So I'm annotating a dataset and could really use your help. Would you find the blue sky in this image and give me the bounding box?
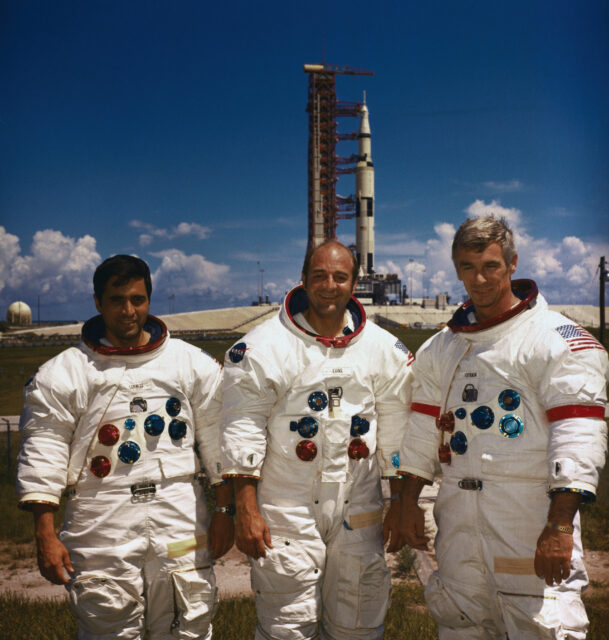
[1,1,608,320]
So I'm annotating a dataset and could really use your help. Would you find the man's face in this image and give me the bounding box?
[94,277,150,348]
[455,242,517,321]
[303,244,357,322]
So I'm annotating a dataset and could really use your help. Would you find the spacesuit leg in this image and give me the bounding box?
[320,518,390,639]
[62,491,147,640]
[250,532,326,640]
[496,587,588,640]
[145,479,216,640]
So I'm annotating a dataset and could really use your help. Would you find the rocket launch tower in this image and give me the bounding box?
[304,63,403,304]
[304,63,373,253]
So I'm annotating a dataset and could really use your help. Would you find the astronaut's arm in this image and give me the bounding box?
[208,481,235,559]
[232,477,272,559]
[32,504,73,585]
[382,477,407,552]
[17,369,80,507]
[534,491,581,586]
[541,341,608,500]
[187,348,225,486]
[397,333,447,483]
[220,345,280,478]
[395,473,430,551]
[374,338,414,477]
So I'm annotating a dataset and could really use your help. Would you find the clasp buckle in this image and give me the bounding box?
[130,482,156,497]
[458,478,482,491]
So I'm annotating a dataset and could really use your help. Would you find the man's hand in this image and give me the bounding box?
[233,477,272,559]
[395,475,429,551]
[399,500,429,551]
[534,491,581,586]
[33,505,73,585]
[383,499,407,552]
[534,525,573,586]
[235,505,272,559]
[209,513,235,559]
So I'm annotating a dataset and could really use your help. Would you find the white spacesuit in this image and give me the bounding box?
[399,280,608,639]
[17,315,224,640]
[221,286,412,640]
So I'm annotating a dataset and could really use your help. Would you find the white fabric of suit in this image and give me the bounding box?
[221,286,413,640]
[399,281,608,640]
[17,315,223,640]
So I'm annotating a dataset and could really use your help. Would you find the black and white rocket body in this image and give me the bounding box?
[355,102,375,275]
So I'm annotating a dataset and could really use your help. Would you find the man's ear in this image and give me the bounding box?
[351,278,358,294]
[94,294,102,314]
[301,272,306,286]
[508,253,518,275]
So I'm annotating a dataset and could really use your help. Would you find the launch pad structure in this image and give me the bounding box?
[304,62,403,304]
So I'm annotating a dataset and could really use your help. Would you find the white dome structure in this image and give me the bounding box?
[6,301,32,325]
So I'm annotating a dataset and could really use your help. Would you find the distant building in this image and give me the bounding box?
[6,301,32,325]
[355,273,403,305]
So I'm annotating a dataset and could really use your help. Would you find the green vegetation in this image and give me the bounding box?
[2,583,608,640]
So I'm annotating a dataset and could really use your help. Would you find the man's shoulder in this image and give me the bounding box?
[363,319,403,346]
[25,344,92,393]
[43,344,91,370]
[240,312,288,345]
[166,337,221,366]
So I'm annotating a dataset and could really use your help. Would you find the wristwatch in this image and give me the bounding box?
[215,504,236,516]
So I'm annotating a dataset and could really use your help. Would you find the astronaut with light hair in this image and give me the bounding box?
[398,216,608,638]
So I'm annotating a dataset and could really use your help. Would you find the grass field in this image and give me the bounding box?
[1,327,608,638]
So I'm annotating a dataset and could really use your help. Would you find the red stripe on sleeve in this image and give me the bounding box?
[546,405,605,422]
[411,402,441,418]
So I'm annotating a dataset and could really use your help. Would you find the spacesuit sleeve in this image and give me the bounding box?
[374,336,414,477]
[190,347,224,486]
[16,351,86,508]
[537,334,608,500]
[220,340,283,479]
[398,334,444,483]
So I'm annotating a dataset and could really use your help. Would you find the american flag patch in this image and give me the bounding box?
[395,340,415,364]
[555,325,605,353]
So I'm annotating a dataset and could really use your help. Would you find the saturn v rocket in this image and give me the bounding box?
[355,100,375,275]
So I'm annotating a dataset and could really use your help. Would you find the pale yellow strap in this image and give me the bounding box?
[167,534,208,558]
[494,557,535,575]
[348,508,383,530]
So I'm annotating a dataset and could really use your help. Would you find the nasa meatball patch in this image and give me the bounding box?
[228,342,248,364]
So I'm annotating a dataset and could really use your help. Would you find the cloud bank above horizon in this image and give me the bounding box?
[1,200,606,320]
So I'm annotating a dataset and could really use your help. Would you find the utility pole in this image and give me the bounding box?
[600,256,607,344]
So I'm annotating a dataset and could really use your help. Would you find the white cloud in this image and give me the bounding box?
[529,249,563,278]
[562,236,587,257]
[566,264,589,286]
[130,219,211,246]
[174,222,211,239]
[0,229,101,312]
[482,180,523,193]
[150,249,229,298]
[0,227,21,292]
[465,199,523,230]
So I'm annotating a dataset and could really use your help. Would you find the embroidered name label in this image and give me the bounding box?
[321,366,353,377]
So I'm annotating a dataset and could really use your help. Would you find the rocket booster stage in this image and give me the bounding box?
[355,101,374,275]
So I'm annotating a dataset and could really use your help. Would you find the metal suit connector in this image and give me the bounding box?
[458,478,482,491]
[131,482,156,497]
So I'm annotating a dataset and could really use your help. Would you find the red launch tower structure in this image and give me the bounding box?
[304,63,373,249]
